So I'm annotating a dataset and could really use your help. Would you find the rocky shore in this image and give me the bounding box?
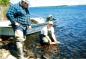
[0,32,60,59]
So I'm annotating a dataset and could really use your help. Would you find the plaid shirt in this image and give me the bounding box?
[6,3,31,27]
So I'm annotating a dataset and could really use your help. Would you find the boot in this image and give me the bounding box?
[16,42,25,59]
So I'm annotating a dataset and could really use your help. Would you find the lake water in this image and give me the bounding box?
[30,5,86,59]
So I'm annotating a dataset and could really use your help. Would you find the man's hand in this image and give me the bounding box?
[28,26,32,30]
[15,22,20,26]
[50,41,60,44]
[50,42,56,44]
[0,38,2,41]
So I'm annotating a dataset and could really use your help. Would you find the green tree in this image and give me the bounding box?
[0,0,10,6]
[0,0,10,20]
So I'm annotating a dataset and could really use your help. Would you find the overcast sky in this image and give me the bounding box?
[10,0,86,7]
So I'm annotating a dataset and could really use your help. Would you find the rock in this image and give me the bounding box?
[0,49,12,59]
[6,55,17,59]
[0,32,60,59]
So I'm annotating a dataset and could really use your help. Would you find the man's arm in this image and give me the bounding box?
[27,10,31,26]
[27,15,32,29]
[6,6,16,25]
[51,27,60,44]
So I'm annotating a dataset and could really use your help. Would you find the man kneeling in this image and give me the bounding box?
[40,21,60,59]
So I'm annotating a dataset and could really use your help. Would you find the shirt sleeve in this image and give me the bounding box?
[51,27,54,34]
[6,6,16,24]
[26,14,31,26]
[51,27,57,41]
[26,8,31,26]
[41,26,47,36]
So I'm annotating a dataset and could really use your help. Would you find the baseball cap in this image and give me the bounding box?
[21,0,29,4]
[48,21,53,25]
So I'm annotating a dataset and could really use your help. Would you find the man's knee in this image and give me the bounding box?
[15,30,25,42]
[15,30,23,37]
[17,37,25,42]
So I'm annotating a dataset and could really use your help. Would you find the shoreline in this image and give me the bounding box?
[29,5,86,8]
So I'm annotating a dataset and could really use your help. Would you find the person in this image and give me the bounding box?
[6,0,31,59]
[40,21,60,59]
[40,21,60,45]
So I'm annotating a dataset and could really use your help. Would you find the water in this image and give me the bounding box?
[30,5,86,59]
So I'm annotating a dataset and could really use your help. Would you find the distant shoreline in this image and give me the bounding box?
[30,5,86,8]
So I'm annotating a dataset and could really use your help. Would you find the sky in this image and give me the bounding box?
[10,0,86,7]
